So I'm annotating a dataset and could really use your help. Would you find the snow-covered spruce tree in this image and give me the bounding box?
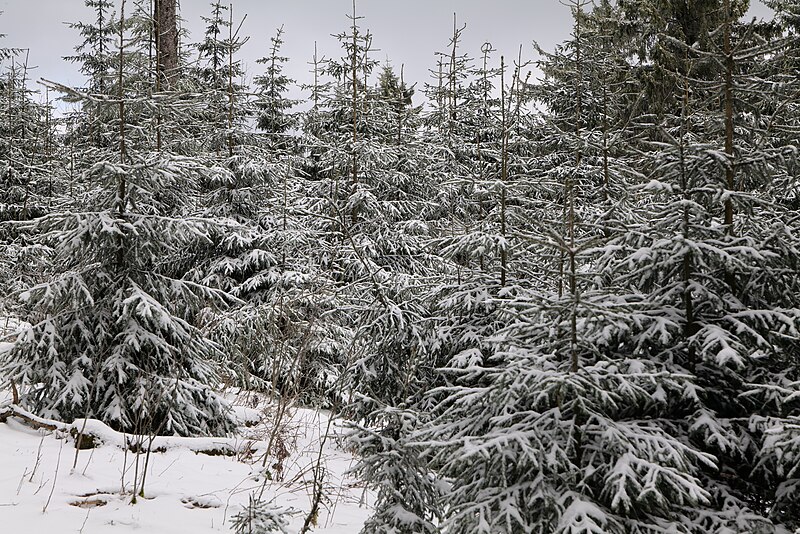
[322,9,442,414]
[187,3,267,228]
[347,20,556,534]
[231,494,295,534]
[416,24,547,390]
[65,0,115,92]
[759,0,800,216]
[348,406,443,534]
[293,0,435,412]
[591,1,800,530]
[417,41,541,412]
[190,168,354,408]
[430,39,508,286]
[131,0,281,401]
[0,53,60,298]
[63,0,119,152]
[191,0,249,159]
[420,19,490,286]
[614,0,740,117]
[529,0,644,299]
[185,2,271,223]
[192,19,296,226]
[284,6,446,532]
[387,3,751,533]
[296,41,335,184]
[413,26,516,385]
[190,168,354,407]
[0,0,237,436]
[0,54,56,221]
[253,25,299,148]
[187,16,363,410]
[185,18,346,406]
[538,0,642,239]
[708,1,800,529]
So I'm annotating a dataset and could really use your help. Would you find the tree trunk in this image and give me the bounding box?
[155,0,178,88]
[723,0,737,292]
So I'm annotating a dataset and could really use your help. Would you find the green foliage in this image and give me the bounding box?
[231,494,294,534]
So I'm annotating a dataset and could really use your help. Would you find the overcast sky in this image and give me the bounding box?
[0,0,775,108]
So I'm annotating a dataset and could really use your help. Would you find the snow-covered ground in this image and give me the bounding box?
[0,388,372,533]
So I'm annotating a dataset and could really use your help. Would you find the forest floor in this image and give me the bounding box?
[0,345,371,533]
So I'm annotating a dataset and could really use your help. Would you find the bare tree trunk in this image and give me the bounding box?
[499,56,508,288]
[568,1,584,374]
[680,48,697,369]
[117,0,128,271]
[155,0,178,89]
[350,0,359,186]
[227,3,235,158]
[723,0,737,292]
[723,0,735,232]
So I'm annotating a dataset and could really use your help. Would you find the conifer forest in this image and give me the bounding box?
[1,0,800,533]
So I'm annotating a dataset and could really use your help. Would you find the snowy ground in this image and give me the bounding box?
[0,380,372,533]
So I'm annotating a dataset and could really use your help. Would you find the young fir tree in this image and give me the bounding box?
[322,7,441,414]
[65,0,116,93]
[253,25,299,145]
[186,16,346,406]
[297,0,421,409]
[421,18,484,283]
[593,0,800,530]
[63,0,118,151]
[0,0,237,437]
[0,39,58,302]
[417,24,544,400]
[430,39,507,285]
[345,19,540,534]
[192,1,249,158]
[415,23,513,381]
[270,5,444,532]
[231,494,295,534]
[343,63,444,534]
[0,54,57,225]
[375,3,764,533]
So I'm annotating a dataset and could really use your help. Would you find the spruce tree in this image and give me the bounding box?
[253,25,299,145]
[1,0,237,436]
[594,1,800,530]
[192,1,249,158]
[0,41,57,302]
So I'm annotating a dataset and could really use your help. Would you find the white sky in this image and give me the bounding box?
[0,0,775,109]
